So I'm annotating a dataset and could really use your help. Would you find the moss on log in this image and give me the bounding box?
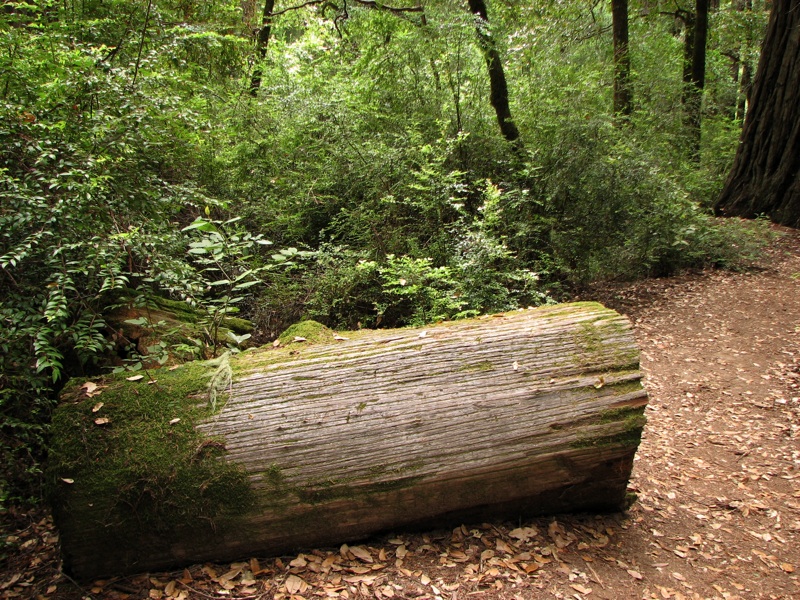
[48,302,648,580]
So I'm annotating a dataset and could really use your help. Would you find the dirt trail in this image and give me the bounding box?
[2,230,800,600]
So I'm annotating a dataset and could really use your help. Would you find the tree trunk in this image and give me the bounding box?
[715,0,800,227]
[466,0,521,145]
[49,302,647,580]
[679,10,695,106]
[612,0,632,120]
[685,0,708,159]
[249,0,276,95]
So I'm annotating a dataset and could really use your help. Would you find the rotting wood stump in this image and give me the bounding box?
[48,302,648,580]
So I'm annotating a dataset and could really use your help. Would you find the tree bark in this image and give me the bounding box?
[466,0,521,145]
[50,302,647,580]
[612,0,632,120]
[249,0,276,95]
[715,0,800,227]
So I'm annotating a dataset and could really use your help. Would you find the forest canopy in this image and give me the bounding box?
[0,0,777,502]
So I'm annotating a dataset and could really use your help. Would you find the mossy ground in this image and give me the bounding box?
[277,320,336,345]
[47,361,254,554]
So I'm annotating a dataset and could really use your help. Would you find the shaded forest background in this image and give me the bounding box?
[0,0,779,507]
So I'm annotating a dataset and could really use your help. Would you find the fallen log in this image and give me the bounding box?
[48,302,648,580]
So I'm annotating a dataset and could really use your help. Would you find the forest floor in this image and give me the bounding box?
[2,228,800,600]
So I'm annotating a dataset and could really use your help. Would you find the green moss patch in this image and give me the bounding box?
[278,320,335,345]
[571,405,647,449]
[47,362,254,554]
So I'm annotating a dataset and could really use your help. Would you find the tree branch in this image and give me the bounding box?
[271,0,422,16]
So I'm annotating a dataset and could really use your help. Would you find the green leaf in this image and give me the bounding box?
[182,218,218,233]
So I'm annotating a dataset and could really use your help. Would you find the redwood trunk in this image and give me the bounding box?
[50,303,647,580]
[612,0,632,119]
[715,0,800,227]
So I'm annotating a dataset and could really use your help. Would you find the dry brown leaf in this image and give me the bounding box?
[94,417,110,425]
[395,545,407,559]
[218,567,241,583]
[420,574,431,586]
[285,574,307,594]
[449,550,469,562]
[272,339,281,347]
[91,401,104,412]
[571,583,592,595]
[290,554,308,568]
[249,558,263,576]
[126,374,145,381]
[343,574,377,586]
[627,569,643,580]
[350,546,373,563]
[781,563,795,573]
[509,526,538,542]
[347,566,371,575]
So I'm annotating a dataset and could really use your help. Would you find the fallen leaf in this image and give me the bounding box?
[126,374,144,381]
[94,417,110,425]
[781,563,795,573]
[92,402,104,413]
[290,554,308,568]
[512,360,519,371]
[293,336,307,342]
[61,478,74,484]
[350,546,373,563]
[571,583,592,594]
[169,418,181,425]
[627,569,643,580]
[272,339,281,347]
[285,574,307,594]
[334,334,349,341]
[395,545,407,559]
[509,526,538,542]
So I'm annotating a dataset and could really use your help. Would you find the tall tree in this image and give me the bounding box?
[612,0,632,119]
[466,0,520,145]
[249,0,276,95]
[685,0,708,159]
[715,0,800,227]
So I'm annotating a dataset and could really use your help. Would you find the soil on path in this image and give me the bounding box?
[3,229,800,600]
